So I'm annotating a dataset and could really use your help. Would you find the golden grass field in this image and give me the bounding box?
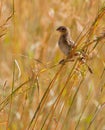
[0,0,105,130]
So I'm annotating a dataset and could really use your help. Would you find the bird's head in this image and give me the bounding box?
[56,26,69,35]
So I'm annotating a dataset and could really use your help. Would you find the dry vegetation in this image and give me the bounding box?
[0,0,105,130]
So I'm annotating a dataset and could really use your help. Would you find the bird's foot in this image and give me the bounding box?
[59,59,66,65]
[59,58,74,65]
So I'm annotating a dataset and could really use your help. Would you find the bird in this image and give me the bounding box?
[56,26,75,56]
[56,26,93,73]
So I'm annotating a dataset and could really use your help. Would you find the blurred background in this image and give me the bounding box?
[0,0,105,130]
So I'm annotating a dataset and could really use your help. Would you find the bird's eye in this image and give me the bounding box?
[62,28,65,31]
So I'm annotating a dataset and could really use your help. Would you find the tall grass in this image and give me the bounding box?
[0,0,105,130]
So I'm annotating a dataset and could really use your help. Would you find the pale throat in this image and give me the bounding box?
[60,31,70,40]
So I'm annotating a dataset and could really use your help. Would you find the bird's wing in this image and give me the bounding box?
[66,39,75,47]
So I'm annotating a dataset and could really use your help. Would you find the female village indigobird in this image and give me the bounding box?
[56,26,75,56]
[56,26,93,73]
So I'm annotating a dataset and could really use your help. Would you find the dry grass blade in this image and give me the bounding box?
[15,59,21,79]
[86,103,105,130]
[62,79,84,130]
[0,0,14,27]
[0,78,33,111]
[75,7,105,52]
[0,33,7,38]
[36,74,40,96]
[13,54,47,68]
[83,31,105,50]
[0,13,13,28]
[40,60,78,130]
[6,61,15,129]
[100,68,105,79]
[75,87,92,130]
[27,65,64,129]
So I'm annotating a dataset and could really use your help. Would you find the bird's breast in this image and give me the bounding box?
[58,38,71,56]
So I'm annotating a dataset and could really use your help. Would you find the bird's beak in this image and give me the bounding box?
[56,27,60,31]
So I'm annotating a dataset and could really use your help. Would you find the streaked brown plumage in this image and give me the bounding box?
[56,26,75,56]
